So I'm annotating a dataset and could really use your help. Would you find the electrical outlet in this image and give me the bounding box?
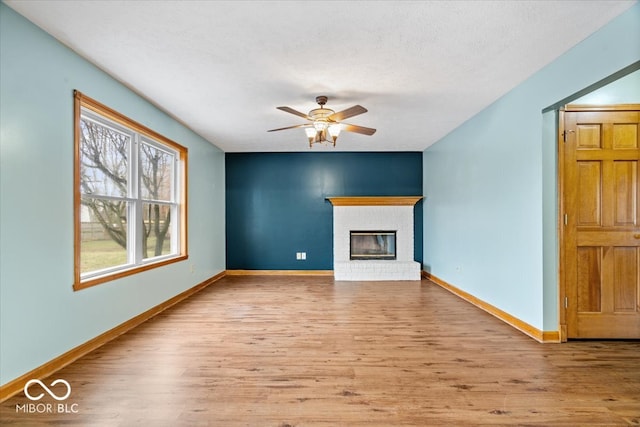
[296,252,301,260]
[301,252,306,260]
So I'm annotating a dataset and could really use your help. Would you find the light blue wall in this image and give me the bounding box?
[0,4,225,386]
[541,109,559,331]
[423,4,640,331]
[572,69,640,104]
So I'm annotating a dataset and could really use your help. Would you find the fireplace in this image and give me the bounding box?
[327,196,422,281]
[350,231,396,260]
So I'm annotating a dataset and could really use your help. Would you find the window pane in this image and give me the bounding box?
[80,116,129,197]
[142,203,173,259]
[140,142,174,201]
[80,197,129,274]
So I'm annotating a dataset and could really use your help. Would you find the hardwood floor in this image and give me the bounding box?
[1,275,639,426]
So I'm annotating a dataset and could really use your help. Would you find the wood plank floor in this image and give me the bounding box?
[1,275,639,426]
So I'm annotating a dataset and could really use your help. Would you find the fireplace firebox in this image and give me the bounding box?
[350,231,396,260]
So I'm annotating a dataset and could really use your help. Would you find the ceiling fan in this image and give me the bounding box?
[268,96,376,147]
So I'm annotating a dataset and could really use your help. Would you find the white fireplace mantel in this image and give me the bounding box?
[327,196,423,281]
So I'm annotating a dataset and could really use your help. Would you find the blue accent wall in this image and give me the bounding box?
[226,152,423,270]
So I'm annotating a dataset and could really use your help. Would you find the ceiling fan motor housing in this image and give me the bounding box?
[309,108,334,120]
[315,95,328,106]
[310,96,334,120]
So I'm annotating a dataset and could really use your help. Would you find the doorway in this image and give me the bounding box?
[559,105,640,339]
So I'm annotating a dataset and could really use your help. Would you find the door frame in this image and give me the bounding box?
[558,107,567,342]
[557,104,640,342]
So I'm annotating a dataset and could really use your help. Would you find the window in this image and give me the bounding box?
[74,91,187,290]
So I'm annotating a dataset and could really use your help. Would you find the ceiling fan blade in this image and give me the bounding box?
[267,124,309,132]
[328,105,367,122]
[341,123,377,136]
[277,106,311,120]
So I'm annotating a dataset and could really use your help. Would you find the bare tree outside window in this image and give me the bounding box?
[80,119,177,270]
[80,119,129,251]
[140,143,173,259]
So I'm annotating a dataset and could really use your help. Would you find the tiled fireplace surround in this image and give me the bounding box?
[327,197,422,281]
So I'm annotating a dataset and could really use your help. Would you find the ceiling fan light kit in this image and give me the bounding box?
[268,96,376,148]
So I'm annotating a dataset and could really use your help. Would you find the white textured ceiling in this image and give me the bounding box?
[5,0,636,152]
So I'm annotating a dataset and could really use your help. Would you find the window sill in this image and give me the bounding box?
[73,255,188,291]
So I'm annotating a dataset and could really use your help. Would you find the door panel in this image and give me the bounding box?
[577,123,602,148]
[613,124,637,149]
[576,247,601,312]
[612,247,637,312]
[577,161,601,225]
[614,161,636,225]
[562,106,640,339]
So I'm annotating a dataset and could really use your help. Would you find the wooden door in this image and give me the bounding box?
[561,105,640,339]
